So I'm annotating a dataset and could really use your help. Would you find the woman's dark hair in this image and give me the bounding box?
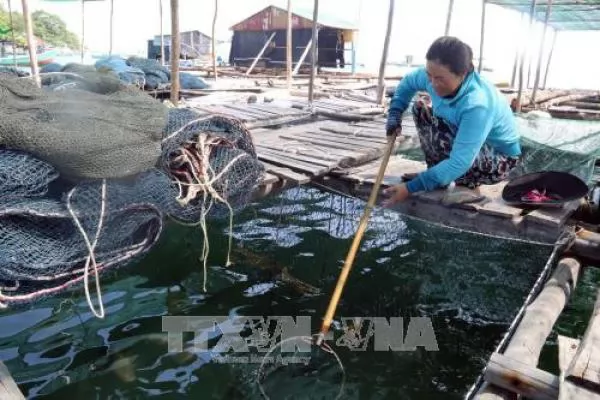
[426,36,474,76]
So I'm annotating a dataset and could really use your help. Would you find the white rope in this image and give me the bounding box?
[66,179,107,319]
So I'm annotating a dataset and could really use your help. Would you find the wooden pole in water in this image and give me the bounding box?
[80,0,85,63]
[7,0,17,68]
[21,0,40,87]
[542,29,556,89]
[307,0,319,107]
[315,131,398,347]
[109,0,114,56]
[286,0,293,91]
[376,0,394,106]
[170,0,180,105]
[531,0,553,105]
[477,0,487,73]
[516,0,537,113]
[211,0,218,80]
[444,0,454,35]
[159,0,165,65]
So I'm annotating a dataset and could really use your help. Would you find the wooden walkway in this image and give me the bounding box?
[0,361,24,399]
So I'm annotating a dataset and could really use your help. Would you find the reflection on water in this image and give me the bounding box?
[0,186,588,399]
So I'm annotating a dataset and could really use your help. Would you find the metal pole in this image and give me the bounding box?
[542,29,557,89]
[531,0,553,105]
[477,0,486,73]
[445,0,454,36]
[21,0,39,86]
[376,0,394,105]
[170,0,180,105]
[307,0,319,107]
[286,0,292,91]
[516,0,537,113]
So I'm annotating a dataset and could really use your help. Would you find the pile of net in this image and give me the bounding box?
[0,72,263,313]
[40,56,209,90]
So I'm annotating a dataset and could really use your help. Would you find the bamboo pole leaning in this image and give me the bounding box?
[376,0,394,106]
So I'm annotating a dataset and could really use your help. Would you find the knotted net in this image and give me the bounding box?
[0,73,264,314]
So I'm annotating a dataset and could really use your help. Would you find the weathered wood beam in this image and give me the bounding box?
[307,0,319,106]
[475,257,582,399]
[516,0,537,112]
[531,0,553,104]
[286,0,292,91]
[445,0,455,35]
[170,0,180,105]
[478,0,487,73]
[212,0,218,80]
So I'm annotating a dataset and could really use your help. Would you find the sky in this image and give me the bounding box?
[7,0,600,90]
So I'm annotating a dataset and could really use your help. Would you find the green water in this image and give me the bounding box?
[0,186,598,399]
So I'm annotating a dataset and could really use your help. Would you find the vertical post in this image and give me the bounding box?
[211,0,218,80]
[477,0,486,73]
[170,0,180,105]
[21,0,39,87]
[531,0,552,105]
[542,29,556,89]
[445,0,454,36]
[80,0,85,63]
[7,0,17,68]
[286,0,292,91]
[351,41,356,75]
[516,0,537,113]
[109,0,114,56]
[510,13,525,88]
[307,0,319,107]
[159,0,165,65]
[376,0,394,106]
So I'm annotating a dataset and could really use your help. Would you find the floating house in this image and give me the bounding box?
[228,4,358,70]
[148,30,212,62]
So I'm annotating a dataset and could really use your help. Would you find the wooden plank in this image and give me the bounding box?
[255,143,352,163]
[277,133,384,154]
[564,289,600,393]
[525,200,581,228]
[260,161,311,184]
[318,127,389,144]
[0,361,25,400]
[257,152,327,176]
[484,353,559,400]
[256,147,335,167]
[292,131,384,150]
[478,258,583,400]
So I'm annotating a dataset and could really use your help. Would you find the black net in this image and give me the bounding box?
[0,74,263,311]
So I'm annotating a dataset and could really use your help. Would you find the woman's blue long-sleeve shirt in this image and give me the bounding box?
[387,67,521,193]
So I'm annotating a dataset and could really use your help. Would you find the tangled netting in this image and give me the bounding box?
[0,73,263,315]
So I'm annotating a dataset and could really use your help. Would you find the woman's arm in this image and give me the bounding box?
[405,104,494,192]
[386,68,429,135]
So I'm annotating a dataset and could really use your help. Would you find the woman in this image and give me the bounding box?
[382,36,521,206]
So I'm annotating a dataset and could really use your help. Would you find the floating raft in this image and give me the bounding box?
[318,154,581,244]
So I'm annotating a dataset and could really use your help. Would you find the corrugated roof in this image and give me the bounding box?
[229,4,359,31]
[487,0,600,31]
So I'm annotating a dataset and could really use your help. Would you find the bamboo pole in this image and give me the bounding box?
[21,0,39,87]
[170,0,180,105]
[477,0,487,73]
[444,0,454,36]
[286,0,292,91]
[7,0,17,68]
[531,0,553,105]
[516,0,537,112]
[376,0,394,105]
[211,0,218,80]
[109,0,114,56]
[542,29,556,89]
[80,0,85,63]
[159,0,165,65]
[307,0,319,106]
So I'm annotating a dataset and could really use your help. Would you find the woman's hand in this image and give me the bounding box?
[381,183,410,207]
